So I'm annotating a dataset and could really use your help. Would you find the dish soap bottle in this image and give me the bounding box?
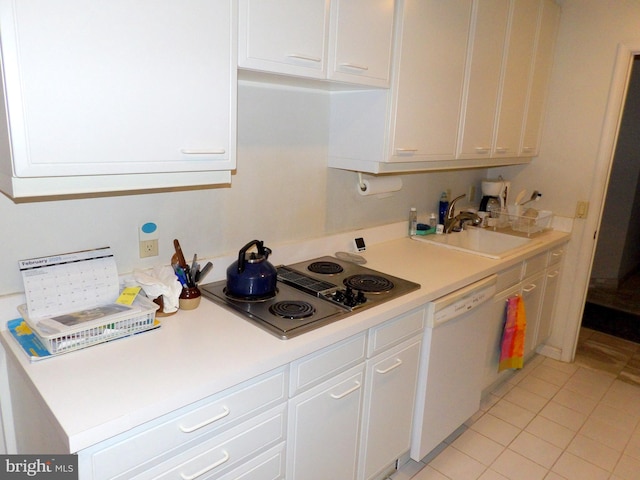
[438,192,449,225]
[409,207,417,236]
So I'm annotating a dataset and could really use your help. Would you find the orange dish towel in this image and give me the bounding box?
[499,295,527,372]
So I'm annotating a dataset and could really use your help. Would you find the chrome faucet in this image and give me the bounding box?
[444,194,466,233]
[444,194,482,233]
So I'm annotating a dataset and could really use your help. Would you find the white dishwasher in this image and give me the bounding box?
[411,274,497,461]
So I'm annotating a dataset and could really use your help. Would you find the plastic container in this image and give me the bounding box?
[18,296,159,355]
[409,207,418,236]
[429,213,437,229]
[438,192,449,225]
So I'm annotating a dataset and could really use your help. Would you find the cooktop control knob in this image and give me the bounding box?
[356,291,367,305]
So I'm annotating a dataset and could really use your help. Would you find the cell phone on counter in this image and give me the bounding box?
[354,237,366,252]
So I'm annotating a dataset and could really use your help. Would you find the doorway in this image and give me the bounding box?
[581,55,640,343]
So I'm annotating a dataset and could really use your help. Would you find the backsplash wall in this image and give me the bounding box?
[0,82,487,295]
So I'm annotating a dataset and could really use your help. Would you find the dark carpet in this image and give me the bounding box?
[582,301,640,344]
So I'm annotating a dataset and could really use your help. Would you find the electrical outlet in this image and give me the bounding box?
[139,222,159,258]
[575,201,589,219]
[140,239,159,258]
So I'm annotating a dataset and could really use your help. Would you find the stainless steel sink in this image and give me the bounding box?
[412,227,539,259]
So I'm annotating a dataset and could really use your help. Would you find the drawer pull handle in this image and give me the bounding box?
[180,450,230,480]
[547,270,560,278]
[180,149,226,155]
[495,147,508,154]
[551,250,564,257]
[287,53,322,63]
[179,406,230,433]
[330,381,361,400]
[376,359,403,374]
[395,148,418,154]
[339,62,369,71]
[475,147,490,154]
[522,284,537,293]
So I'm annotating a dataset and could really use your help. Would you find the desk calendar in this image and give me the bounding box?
[19,247,119,320]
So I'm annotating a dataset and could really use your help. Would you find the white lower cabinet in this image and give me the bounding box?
[482,244,567,391]
[521,269,546,357]
[77,367,288,480]
[287,364,365,480]
[131,406,286,480]
[286,309,424,480]
[217,443,286,480]
[73,310,424,480]
[358,337,421,480]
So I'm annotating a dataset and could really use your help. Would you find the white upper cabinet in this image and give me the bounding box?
[328,0,395,87]
[0,0,237,198]
[390,0,472,161]
[238,0,395,88]
[457,0,510,159]
[239,0,329,79]
[520,0,561,156]
[493,0,540,157]
[329,0,560,174]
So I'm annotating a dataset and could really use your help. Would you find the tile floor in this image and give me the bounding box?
[393,328,640,480]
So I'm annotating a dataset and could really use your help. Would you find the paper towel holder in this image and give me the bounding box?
[356,172,403,196]
[358,172,367,192]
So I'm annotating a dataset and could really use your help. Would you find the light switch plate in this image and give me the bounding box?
[575,201,589,219]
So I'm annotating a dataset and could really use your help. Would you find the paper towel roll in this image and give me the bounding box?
[357,176,403,196]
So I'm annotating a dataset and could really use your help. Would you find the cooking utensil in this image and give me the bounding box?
[173,239,188,267]
[514,190,526,205]
[226,240,277,298]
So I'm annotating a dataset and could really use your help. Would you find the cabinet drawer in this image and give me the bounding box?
[290,332,366,396]
[523,252,547,277]
[132,405,286,480]
[495,262,523,293]
[86,367,287,480]
[547,246,565,267]
[217,442,285,480]
[367,307,425,357]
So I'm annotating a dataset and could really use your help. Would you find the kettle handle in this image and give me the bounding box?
[236,239,264,274]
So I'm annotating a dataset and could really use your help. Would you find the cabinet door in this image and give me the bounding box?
[521,270,545,356]
[493,0,539,157]
[520,0,560,156]
[0,0,235,178]
[483,284,520,390]
[358,338,421,480]
[390,0,472,161]
[536,267,561,346]
[287,364,364,480]
[238,0,329,78]
[328,0,395,87]
[457,0,510,159]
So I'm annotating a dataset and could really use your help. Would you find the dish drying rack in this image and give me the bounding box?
[490,208,553,236]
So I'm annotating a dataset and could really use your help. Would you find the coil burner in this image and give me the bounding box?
[269,301,316,320]
[344,274,394,294]
[307,261,344,275]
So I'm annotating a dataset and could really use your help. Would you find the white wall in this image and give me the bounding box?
[0,81,486,296]
[492,0,640,360]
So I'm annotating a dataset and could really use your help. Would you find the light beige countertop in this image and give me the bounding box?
[0,227,569,453]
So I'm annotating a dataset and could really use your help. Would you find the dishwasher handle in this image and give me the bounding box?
[428,275,497,327]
